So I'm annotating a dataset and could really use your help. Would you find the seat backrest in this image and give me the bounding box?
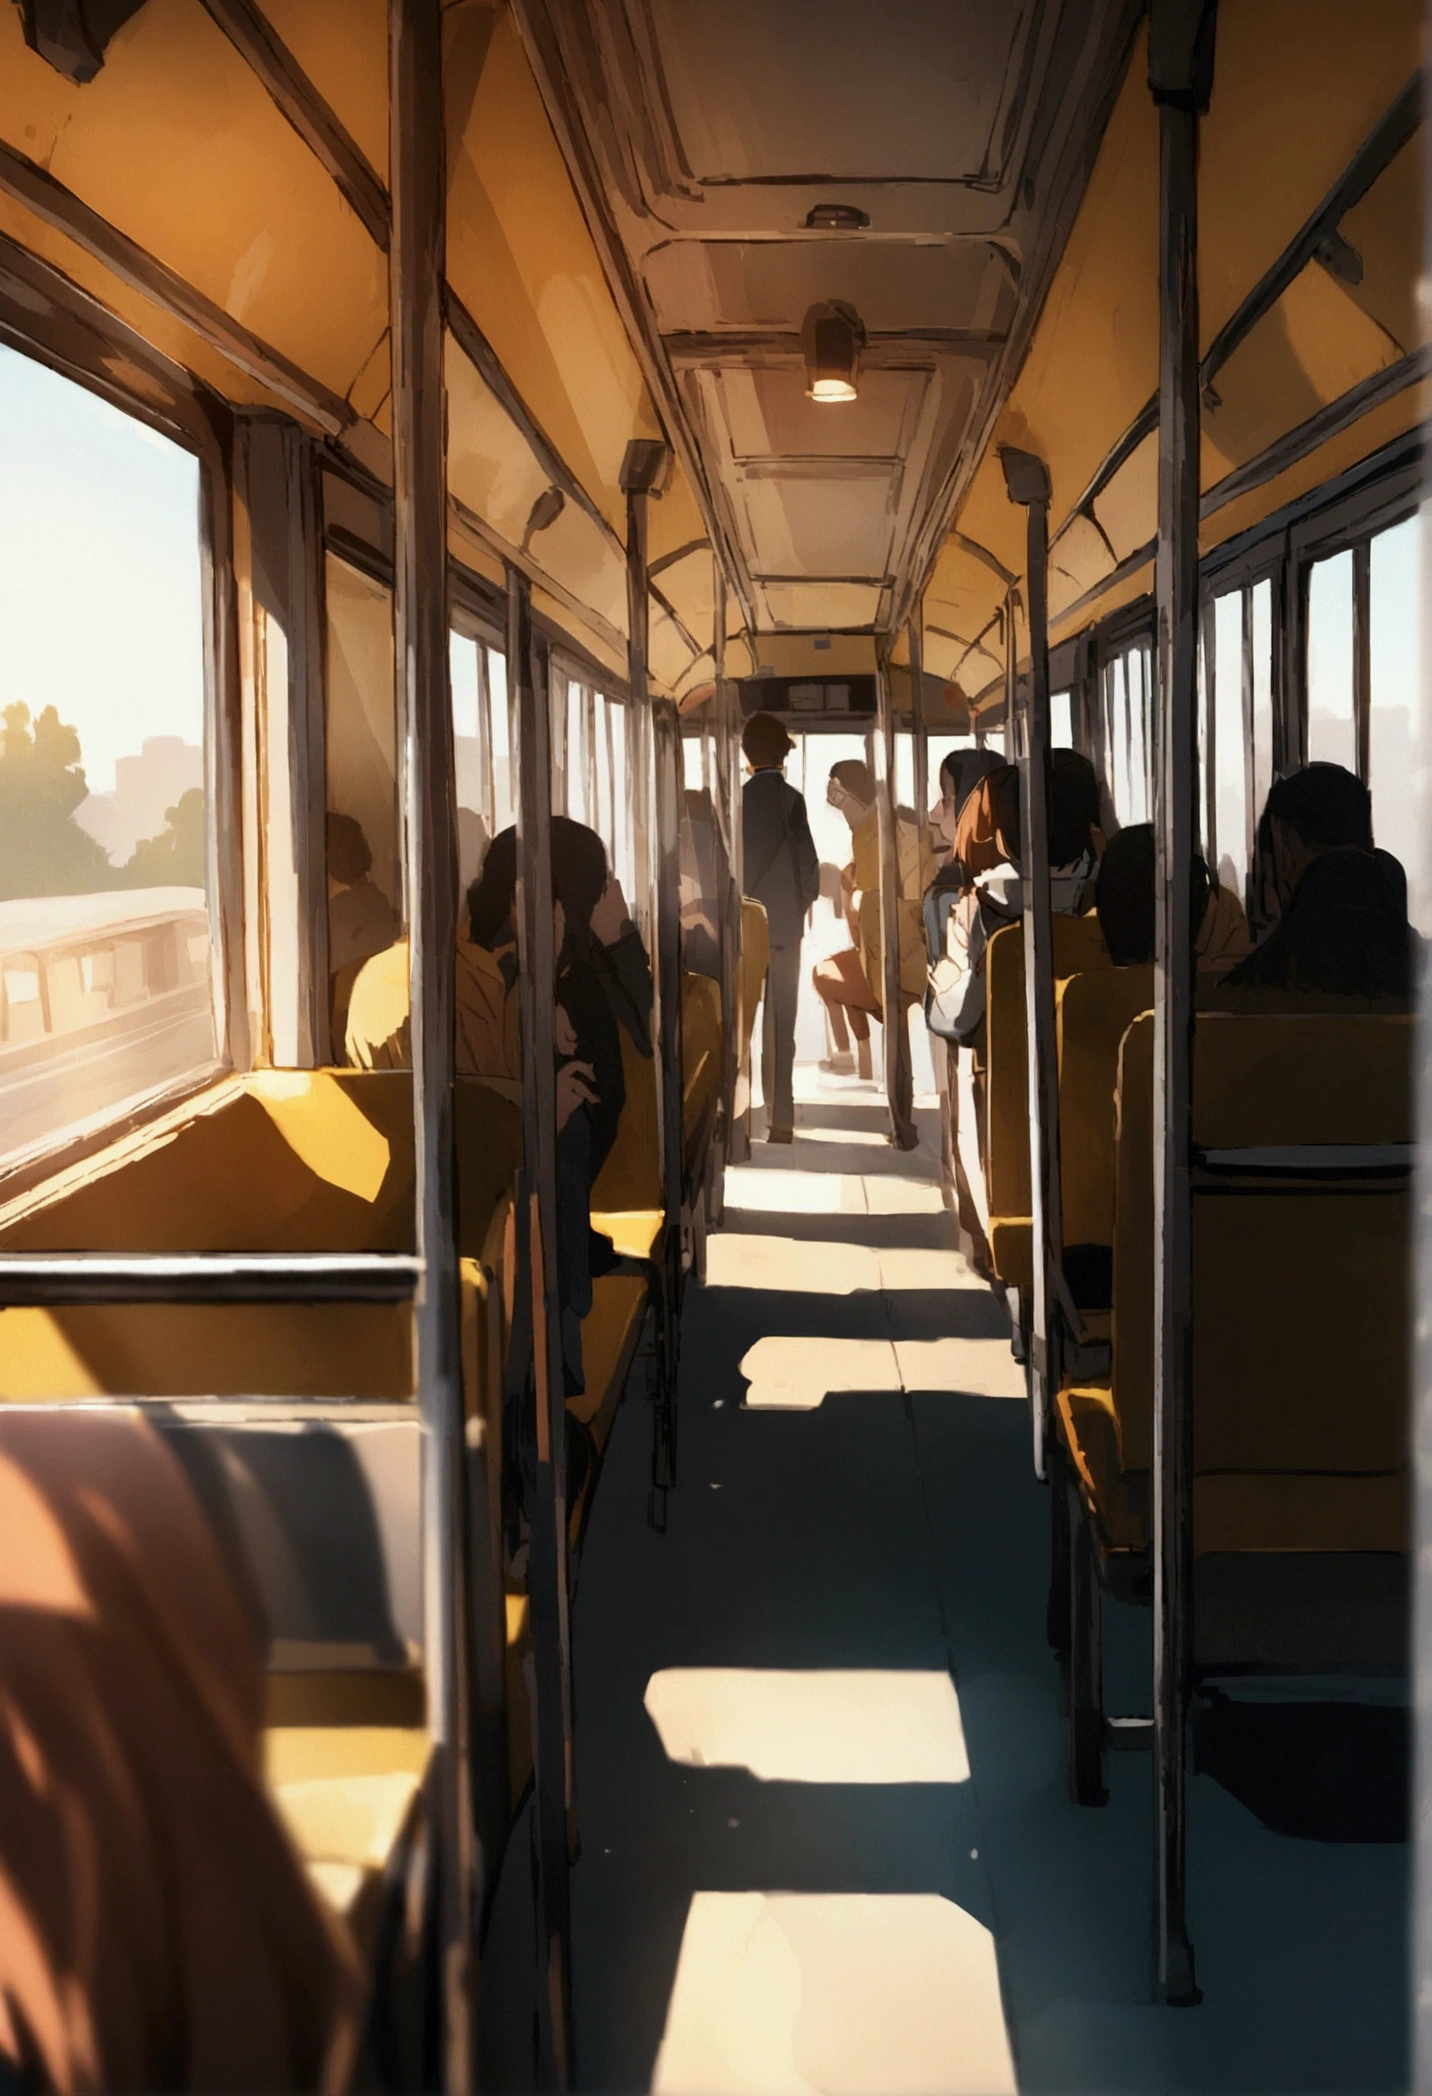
[738,898,769,1055]
[1112,1011,1412,1477]
[1058,964,1153,1251]
[986,914,1110,1226]
[590,1025,660,1211]
[681,970,725,1176]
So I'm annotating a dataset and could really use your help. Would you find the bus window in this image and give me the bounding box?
[1306,548,1356,771]
[594,691,615,856]
[1250,578,1274,833]
[1102,642,1151,827]
[1212,590,1249,899]
[488,648,515,836]
[0,342,219,1168]
[1051,689,1073,748]
[608,699,637,906]
[894,732,915,811]
[450,630,490,899]
[1369,514,1423,929]
[682,732,704,792]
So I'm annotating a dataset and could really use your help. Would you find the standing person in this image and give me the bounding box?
[741,712,819,1144]
[813,759,935,1111]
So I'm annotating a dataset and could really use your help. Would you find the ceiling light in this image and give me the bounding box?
[802,300,866,404]
[805,202,869,231]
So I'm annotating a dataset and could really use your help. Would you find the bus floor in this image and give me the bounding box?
[480,1068,1407,2094]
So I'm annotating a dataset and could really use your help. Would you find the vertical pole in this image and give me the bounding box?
[714,561,743,1195]
[624,450,682,1522]
[874,646,916,1148]
[1001,449,1061,1487]
[909,607,929,834]
[509,571,575,2086]
[1149,0,1212,2010]
[389,2,474,2086]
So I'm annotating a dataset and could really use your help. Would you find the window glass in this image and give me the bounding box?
[1051,689,1073,749]
[1212,590,1249,899]
[326,553,401,1043]
[1369,514,1424,929]
[487,649,514,835]
[565,679,589,824]
[0,343,218,1167]
[594,692,615,853]
[608,700,636,903]
[894,731,915,811]
[682,732,704,792]
[1196,622,1211,859]
[1306,549,1356,770]
[1104,647,1151,826]
[1250,578,1274,833]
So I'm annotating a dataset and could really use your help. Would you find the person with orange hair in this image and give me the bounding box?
[0,1409,361,2094]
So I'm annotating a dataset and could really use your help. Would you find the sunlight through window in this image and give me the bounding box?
[644,1669,969,1783]
[653,1891,1015,2095]
[704,1235,880,1294]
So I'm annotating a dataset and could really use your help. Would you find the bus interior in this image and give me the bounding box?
[0,0,1426,2089]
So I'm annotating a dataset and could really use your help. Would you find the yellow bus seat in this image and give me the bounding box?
[1056,963,1153,1310]
[264,1723,431,1959]
[984,914,1110,1292]
[1059,1009,1413,1663]
[681,969,725,1180]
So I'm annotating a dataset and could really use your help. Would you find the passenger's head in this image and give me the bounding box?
[826,757,876,831]
[1232,845,1411,999]
[742,711,793,771]
[1048,749,1101,868]
[550,816,609,957]
[1257,763,1373,923]
[953,764,1022,878]
[931,746,1004,849]
[1095,823,1211,966]
[326,812,372,887]
[467,826,518,946]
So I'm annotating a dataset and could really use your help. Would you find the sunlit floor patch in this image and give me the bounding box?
[894,1337,1027,1400]
[704,1235,880,1294]
[877,1247,983,1291]
[652,1892,1015,2095]
[861,1177,946,1216]
[644,1668,969,1783]
[723,1167,864,1215]
[793,1124,888,1149]
[738,1335,899,1410]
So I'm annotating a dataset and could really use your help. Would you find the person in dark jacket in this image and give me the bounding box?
[741,711,819,1143]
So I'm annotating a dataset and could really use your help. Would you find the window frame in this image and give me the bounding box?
[0,235,241,1196]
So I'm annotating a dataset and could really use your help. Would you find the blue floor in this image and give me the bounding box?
[489,1080,1408,2091]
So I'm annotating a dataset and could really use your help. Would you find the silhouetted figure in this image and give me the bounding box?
[741,713,819,1143]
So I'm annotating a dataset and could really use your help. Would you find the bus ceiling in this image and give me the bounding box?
[5,1,1424,714]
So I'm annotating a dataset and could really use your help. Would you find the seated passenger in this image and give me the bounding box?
[927,750,1101,1044]
[926,745,1005,885]
[1217,845,1415,1008]
[326,810,400,1047]
[1093,821,1249,974]
[0,1410,360,2094]
[1249,761,1373,936]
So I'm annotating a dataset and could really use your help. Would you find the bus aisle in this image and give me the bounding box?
[557,1069,1407,2095]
